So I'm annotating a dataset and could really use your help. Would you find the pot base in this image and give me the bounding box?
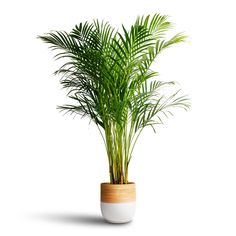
[101,202,136,223]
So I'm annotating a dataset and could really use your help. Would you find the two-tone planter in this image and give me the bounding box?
[100,183,136,223]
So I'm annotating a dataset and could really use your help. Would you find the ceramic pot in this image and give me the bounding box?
[100,182,136,223]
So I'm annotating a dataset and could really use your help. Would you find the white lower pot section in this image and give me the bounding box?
[101,201,136,223]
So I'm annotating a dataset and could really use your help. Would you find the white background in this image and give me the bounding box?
[0,0,235,235]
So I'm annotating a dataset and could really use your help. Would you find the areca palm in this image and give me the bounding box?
[39,14,190,184]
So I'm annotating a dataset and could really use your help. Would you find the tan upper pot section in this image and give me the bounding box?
[101,182,136,203]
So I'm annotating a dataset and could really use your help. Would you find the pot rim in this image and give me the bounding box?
[101,182,135,185]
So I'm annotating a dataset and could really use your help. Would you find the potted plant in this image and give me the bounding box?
[38,13,190,223]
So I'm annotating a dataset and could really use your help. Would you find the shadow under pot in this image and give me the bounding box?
[100,182,136,223]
